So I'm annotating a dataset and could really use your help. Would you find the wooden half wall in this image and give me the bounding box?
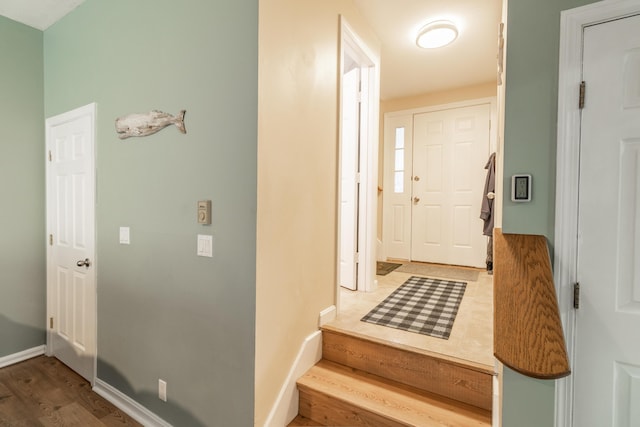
[493,229,571,379]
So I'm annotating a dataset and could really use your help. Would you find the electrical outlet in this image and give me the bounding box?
[158,379,167,402]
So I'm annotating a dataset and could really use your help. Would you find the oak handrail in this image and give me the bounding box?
[493,228,571,379]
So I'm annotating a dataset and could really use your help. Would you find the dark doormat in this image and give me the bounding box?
[361,276,466,339]
[376,261,402,276]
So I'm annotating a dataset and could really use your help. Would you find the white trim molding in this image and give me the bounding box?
[263,330,323,427]
[0,346,46,369]
[555,2,640,426]
[337,16,381,297]
[93,379,172,427]
[318,305,337,327]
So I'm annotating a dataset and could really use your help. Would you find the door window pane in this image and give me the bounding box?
[394,127,405,193]
[395,128,405,149]
[395,152,404,170]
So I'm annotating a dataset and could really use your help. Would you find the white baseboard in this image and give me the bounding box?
[93,379,172,427]
[318,305,336,327]
[0,345,46,368]
[264,330,323,427]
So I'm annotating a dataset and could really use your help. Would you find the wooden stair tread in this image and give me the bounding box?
[297,360,491,427]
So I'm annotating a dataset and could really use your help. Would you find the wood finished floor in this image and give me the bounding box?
[0,356,141,426]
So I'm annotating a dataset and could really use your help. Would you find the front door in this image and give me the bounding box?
[46,104,97,383]
[574,14,640,426]
[411,104,490,267]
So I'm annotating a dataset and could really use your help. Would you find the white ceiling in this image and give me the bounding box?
[0,0,84,31]
[0,0,502,100]
[354,0,503,100]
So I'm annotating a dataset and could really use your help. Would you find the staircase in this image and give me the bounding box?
[288,326,493,427]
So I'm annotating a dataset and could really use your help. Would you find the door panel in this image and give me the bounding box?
[412,115,446,263]
[339,67,360,290]
[574,14,640,427]
[47,104,96,383]
[411,105,489,267]
[618,139,640,312]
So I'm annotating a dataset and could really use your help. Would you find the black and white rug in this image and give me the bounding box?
[361,276,467,340]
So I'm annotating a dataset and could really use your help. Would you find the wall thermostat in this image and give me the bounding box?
[511,174,532,202]
[197,200,212,224]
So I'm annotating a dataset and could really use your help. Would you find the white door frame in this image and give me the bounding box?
[45,102,97,383]
[337,16,380,298]
[554,1,640,425]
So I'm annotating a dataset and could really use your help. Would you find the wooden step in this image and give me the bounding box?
[322,327,494,410]
[297,360,491,427]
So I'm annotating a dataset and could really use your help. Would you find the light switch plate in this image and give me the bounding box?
[197,234,213,257]
[119,227,130,244]
[197,200,212,225]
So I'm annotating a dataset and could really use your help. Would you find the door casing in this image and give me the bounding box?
[337,17,380,299]
[555,1,640,425]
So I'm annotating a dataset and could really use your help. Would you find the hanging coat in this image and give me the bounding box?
[480,152,496,236]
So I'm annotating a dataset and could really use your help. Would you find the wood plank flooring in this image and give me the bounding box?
[0,356,141,426]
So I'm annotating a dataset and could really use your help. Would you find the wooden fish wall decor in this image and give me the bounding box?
[115,110,186,139]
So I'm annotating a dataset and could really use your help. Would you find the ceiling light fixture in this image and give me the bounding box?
[416,21,459,49]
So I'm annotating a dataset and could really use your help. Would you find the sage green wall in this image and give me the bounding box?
[0,16,45,357]
[502,0,598,425]
[502,0,598,237]
[44,1,257,425]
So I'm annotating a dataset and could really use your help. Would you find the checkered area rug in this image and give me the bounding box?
[361,276,467,339]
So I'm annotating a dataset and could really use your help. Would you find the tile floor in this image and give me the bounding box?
[328,264,494,370]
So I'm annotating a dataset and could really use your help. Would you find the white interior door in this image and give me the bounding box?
[339,66,360,290]
[574,15,640,427]
[411,104,489,267]
[46,103,97,383]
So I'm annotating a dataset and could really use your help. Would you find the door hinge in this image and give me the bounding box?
[573,282,580,309]
[48,150,52,162]
[49,234,53,246]
[49,317,54,329]
[579,81,586,109]
[355,252,360,263]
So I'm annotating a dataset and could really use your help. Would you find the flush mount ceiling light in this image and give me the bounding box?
[416,21,459,49]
